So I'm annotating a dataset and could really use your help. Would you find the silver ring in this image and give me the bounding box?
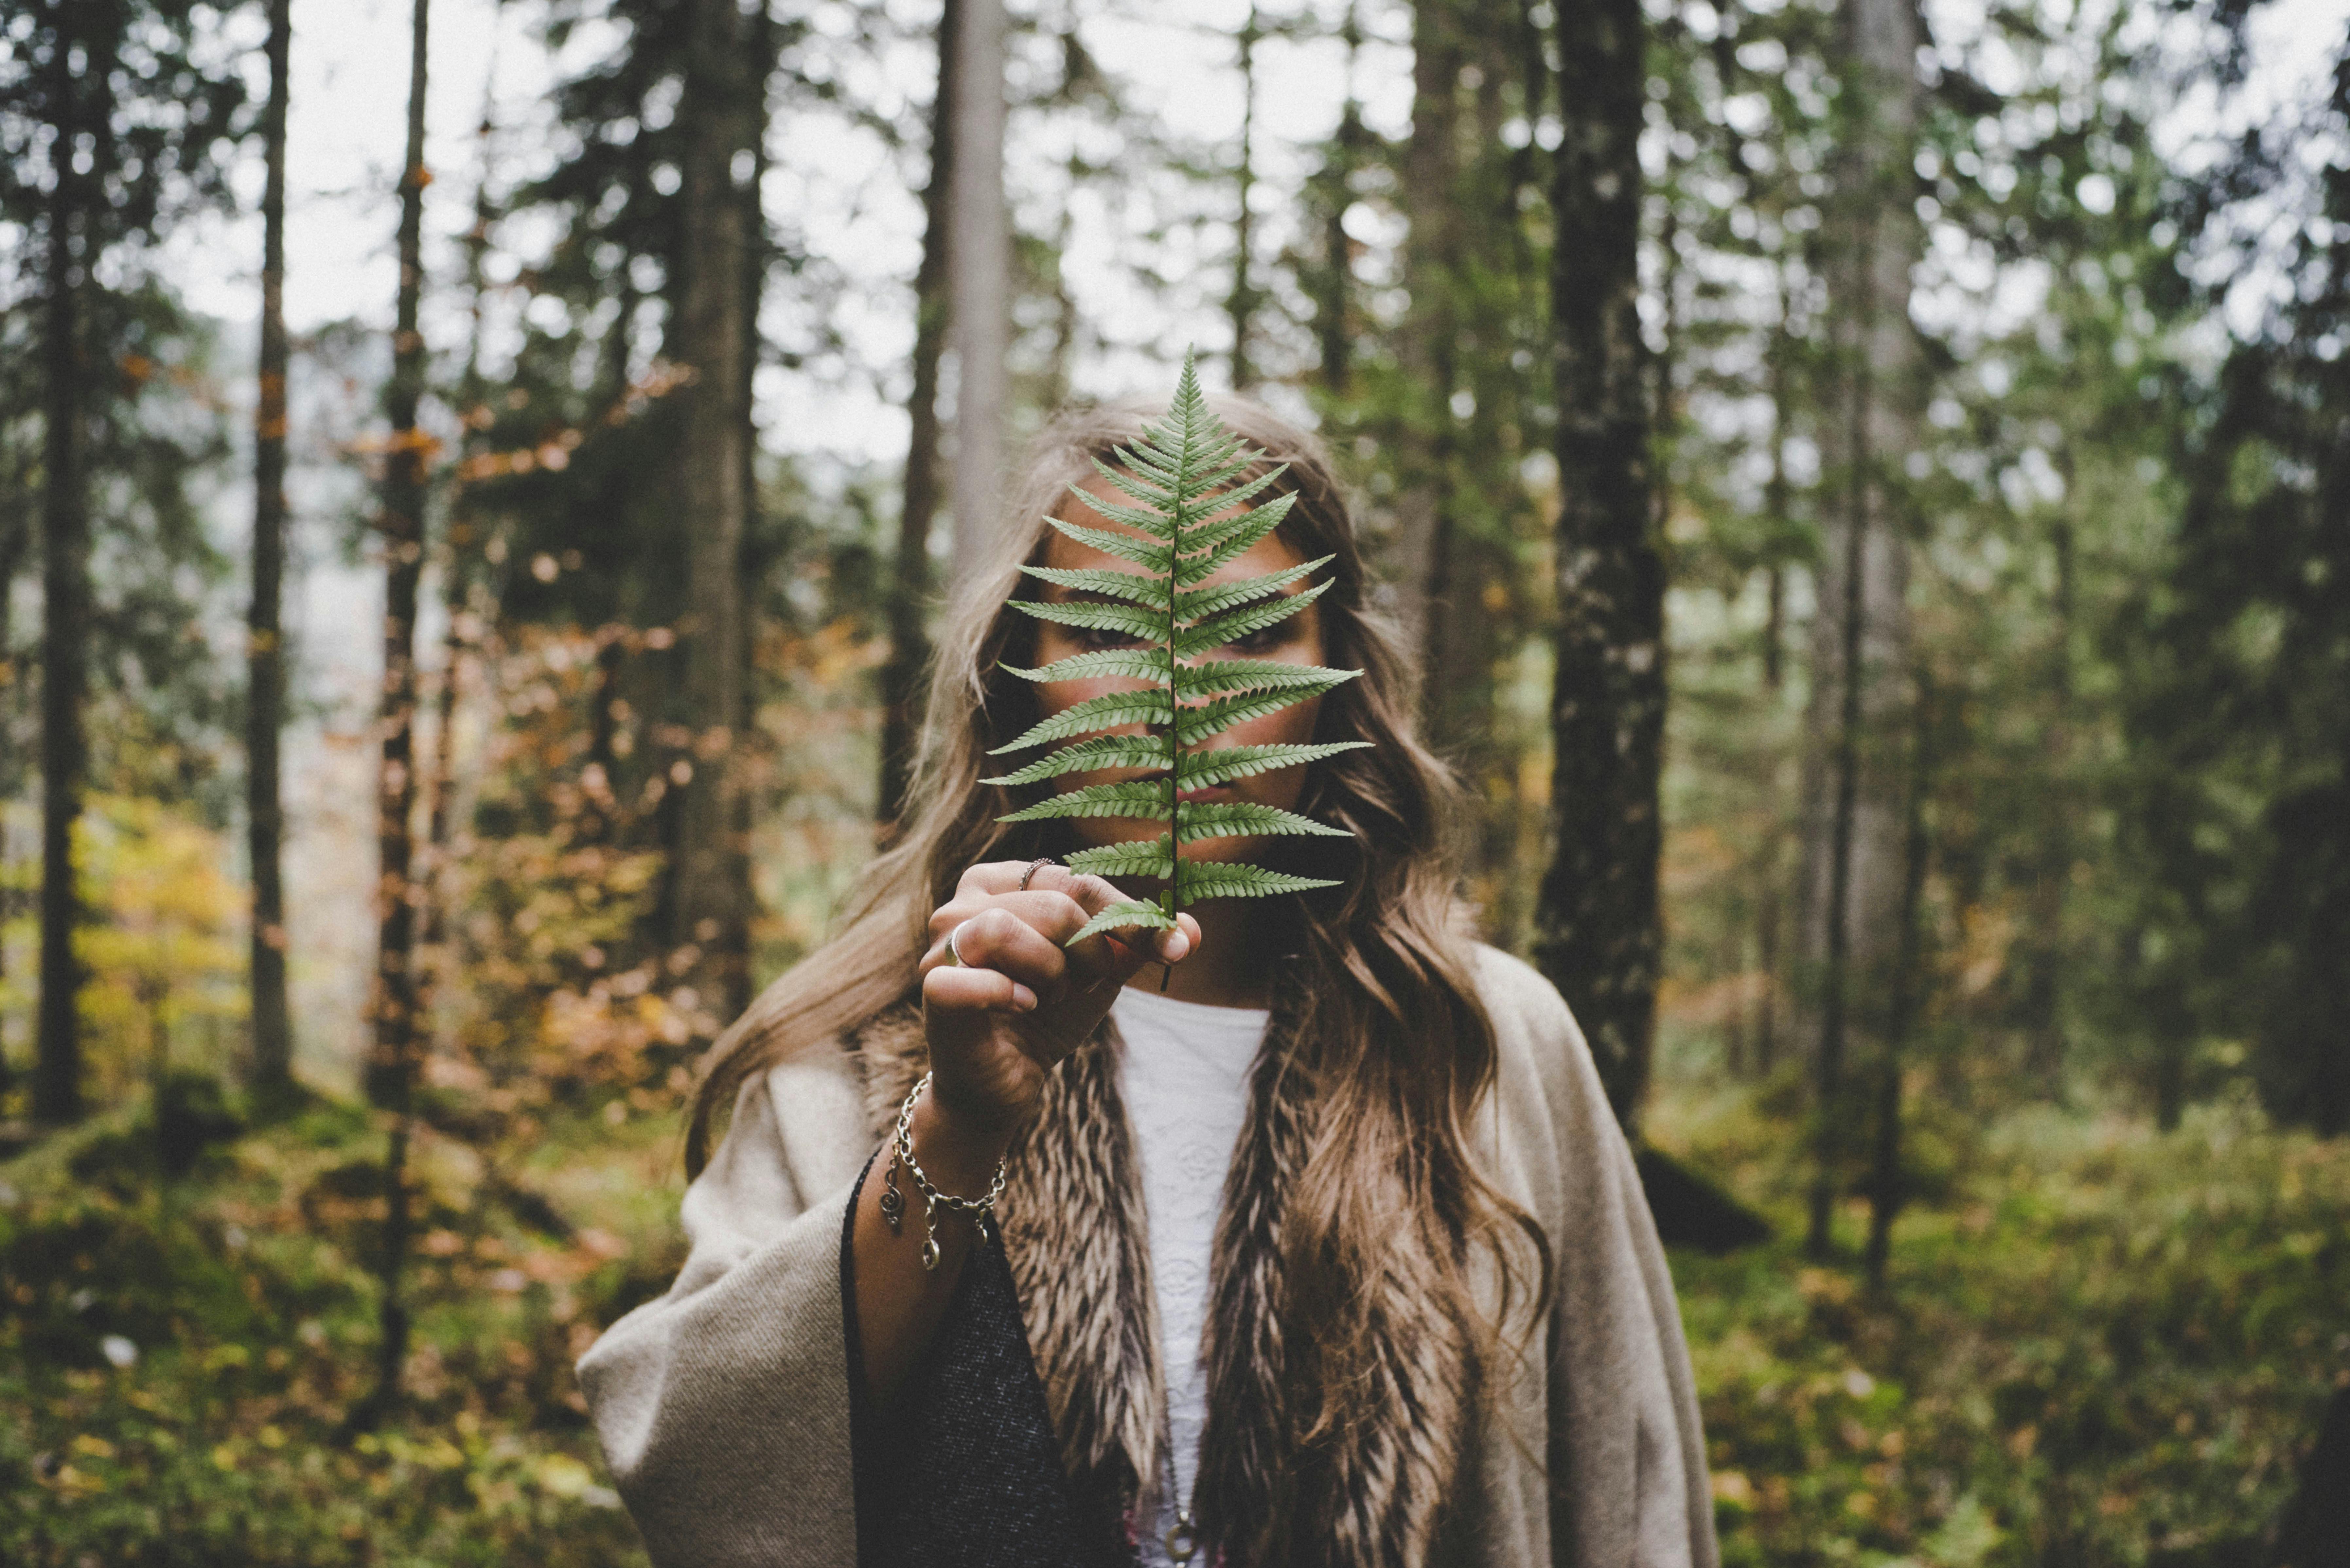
[1018,857,1057,892]
[946,920,974,968]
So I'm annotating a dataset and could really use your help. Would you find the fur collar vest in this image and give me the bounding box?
[852,999,1475,1568]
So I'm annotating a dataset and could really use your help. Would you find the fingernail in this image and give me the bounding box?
[1011,984,1038,1012]
[1162,932,1190,962]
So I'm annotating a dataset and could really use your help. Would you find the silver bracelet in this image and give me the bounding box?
[881,1071,1009,1271]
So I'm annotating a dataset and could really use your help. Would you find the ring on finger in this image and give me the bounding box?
[946,920,975,968]
[1017,856,1057,892]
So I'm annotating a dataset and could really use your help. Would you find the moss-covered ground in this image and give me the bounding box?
[4,1077,2342,1564]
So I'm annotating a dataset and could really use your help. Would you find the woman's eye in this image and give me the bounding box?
[1228,626,1287,654]
[1078,625,1148,649]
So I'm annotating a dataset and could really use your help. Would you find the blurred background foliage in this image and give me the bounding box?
[1,0,2347,1561]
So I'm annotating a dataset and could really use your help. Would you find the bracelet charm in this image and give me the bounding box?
[887,1071,1008,1272]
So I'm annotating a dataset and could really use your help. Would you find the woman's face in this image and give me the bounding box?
[1019,469,1330,867]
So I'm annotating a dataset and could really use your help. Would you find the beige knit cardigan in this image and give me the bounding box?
[578,943,1720,1568]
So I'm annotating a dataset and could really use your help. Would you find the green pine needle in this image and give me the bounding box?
[991,350,1366,949]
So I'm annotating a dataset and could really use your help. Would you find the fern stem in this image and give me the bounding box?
[1161,394,1190,991]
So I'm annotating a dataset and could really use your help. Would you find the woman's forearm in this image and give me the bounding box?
[850,1087,1020,1408]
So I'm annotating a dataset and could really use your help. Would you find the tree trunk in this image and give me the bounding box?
[1388,0,1461,680]
[949,0,1009,582]
[667,0,761,1023]
[1311,12,1362,398]
[420,88,499,1055]
[878,0,960,828]
[1866,669,1935,1286]
[355,0,432,1428]
[1532,0,1661,1128]
[0,463,30,1099]
[246,0,295,1106]
[1801,0,1920,1257]
[1753,266,1797,1077]
[2021,500,2075,1092]
[35,21,92,1127]
[1228,5,1262,390]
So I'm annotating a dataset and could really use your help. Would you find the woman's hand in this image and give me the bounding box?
[918,861,1197,1143]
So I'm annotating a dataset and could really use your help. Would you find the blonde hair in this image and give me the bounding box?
[686,393,1547,1526]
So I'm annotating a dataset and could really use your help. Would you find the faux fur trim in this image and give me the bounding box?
[853,997,1464,1567]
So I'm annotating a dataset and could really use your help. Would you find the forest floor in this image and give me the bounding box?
[3,1072,2345,1566]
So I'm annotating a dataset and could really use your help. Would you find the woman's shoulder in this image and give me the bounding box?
[705,1011,906,1208]
[1460,941,1617,1138]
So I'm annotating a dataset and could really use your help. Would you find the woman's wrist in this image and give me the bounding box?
[910,1077,1020,1195]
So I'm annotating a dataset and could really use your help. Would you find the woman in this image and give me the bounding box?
[578,394,1717,1568]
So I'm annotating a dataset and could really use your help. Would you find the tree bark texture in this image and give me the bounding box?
[1311,22,1362,399]
[2020,503,2075,1091]
[949,0,1008,582]
[1866,670,1935,1286]
[1387,0,1462,679]
[1800,0,1920,1255]
[246,0,295,1102]
[1752,268,1798,1076]
[668,0,761,1022]
[35,14,96,1126]
[1532,0,1661,1128]
[359,0,432,1423]
[0,491,24,1100]
[878,0,960,828]
[420,92,499,1054]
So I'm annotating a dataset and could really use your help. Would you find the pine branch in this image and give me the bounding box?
[990,350,1365,954]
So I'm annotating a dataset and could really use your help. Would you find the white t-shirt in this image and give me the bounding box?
[1111,984,1270,1566]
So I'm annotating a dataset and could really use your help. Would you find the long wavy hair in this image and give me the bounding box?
[686,392,1548,1508]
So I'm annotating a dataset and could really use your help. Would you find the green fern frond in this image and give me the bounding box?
[1173,661,1360,699]
[1173,578,1332,658]
[992,349,1366,954]
[992,690,1171,753]
[1018,563,1176,609]
[1173,554,1331,620]
[1002,649,1172,685]
[997,779,1171,822]
[1008,599,1169,642]
[1069,900,1177,946]
[1177,741,1369,789]
[1043,517,1173,574]
[1177,802,1352,840]
[1064,838,1176,878]
[1174,862,1342,900]
[981,735,1172,788]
